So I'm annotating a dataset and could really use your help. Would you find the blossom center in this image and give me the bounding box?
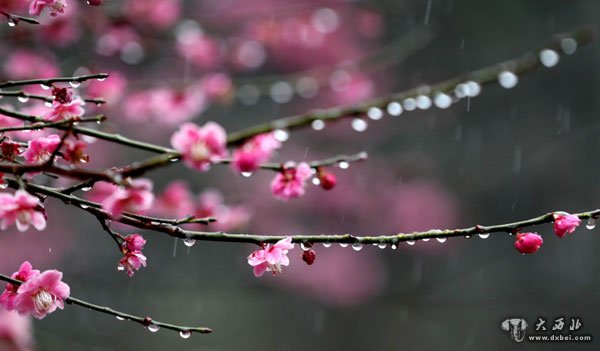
[33,290,54,314]
[190,142,210,161]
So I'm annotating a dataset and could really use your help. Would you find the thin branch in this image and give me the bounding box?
[226,25,597,145]
[0,116,106,133]
[0,90,105,105]
[0,73,109,90]
[0,10,39,25]
[0,274,212,335]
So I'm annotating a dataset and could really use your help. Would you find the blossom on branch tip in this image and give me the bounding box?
[0,262,40,311]
[270,162,312,200]
[553,212,581,238]
[0,140,23,161]
[101,179,154,219]
[29,0,67,17]
[122,234,146,252]
[14,269,70,319]
[171,122,227,171]
[62,139,89,164]
[0,190,47,232]
[44,99,85,122]
[247,237,295,277]
[232,132,281,173]
[118,251,147,277]
[22,134,61,164]
[514,232,543,254]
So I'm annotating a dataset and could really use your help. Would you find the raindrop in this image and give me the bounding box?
[7,19,16,27]
[386,101,403,116]
[339,243,348,248]
[241,172,253,178]
[147,324,160,333]
[539,49,559,68]
[180,330,192,339]
[406,240,416,246]
[498,71,518,89]
[422,238,430,242]
[300,242,311,251]
[433,93,452,109]
[586,217,596,230]
[391,244,397,250]
[436,237,447,243]
[80,204,89,209]
[337,161,349,169]
[351,243,363,251]
[560,38,577,55]
[270,81,294,104]
[44,101,53,107]
[273,129,289,142]
[116,316,125,321]
[69,81,81,88]
[81,187,92,192]
[40,84,51,90]
[377,243,387,249]
[322,242,331,248]
[367,107,383,120]
[351,118,368,132]
[465,81,481,97]
[17,96,29,103]
[183,238,196,247]
[465,235,471,239]
[403,98,417,111]
[97,77,106,82]
[416,95,432,110]
[0,183,8,189]
[117,265,125,271]
[312,177,321,186]
[478,233,490,239]
[311,119,325,130]
[454,83,469,98]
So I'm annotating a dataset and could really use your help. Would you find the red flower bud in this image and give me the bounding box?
[301,249,316,265]
[319,171,336,190]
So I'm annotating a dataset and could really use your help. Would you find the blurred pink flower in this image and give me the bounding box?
[125,0,181,29]
[14,269,70,319]
[176,33,223,70]
[86,71,128,106]
[201,73,233,102]
[101,179,154,219]
[171,122,227,171]
[195,189,251,231]
[270,162,312,200]
[0,262,40,311]
[153,181,195,218]
[62,139,89,164]
[247,236,295,277]
[553,212,581,238]
[22,134,61,164]
[514,232,543,254]
[29,0,66,17]
[118,251,147,277]
[0,310,33,351]
[86,181,118,204]
[147,87,207,125]
[3,50,59,81]
[232,133,281,173]
[0,190,46,232]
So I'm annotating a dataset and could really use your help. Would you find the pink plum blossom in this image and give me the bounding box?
[514,232,543,254]
[62,139,89,164]
[125,0,181,29]
[29,0,67,17]
[122,234,146,252]
[247,237,295,277]
[14,269,70,319]
[118,251,147,277]
[0,262,40,311]
[553,212,581,238]
[44,99,85,122]
[86,71,127,106]
[195,189,251,231]
[2,51,59,82]
[232,133,281,173]
[153,181,195,218]
[0,309,34,351]
[201,73,233,102]
[0,190,46,232]
[171,122,228,171]
[176,33,222,71]
[270,162,312,200]
[101,179,154,219]
[22,134,61,164]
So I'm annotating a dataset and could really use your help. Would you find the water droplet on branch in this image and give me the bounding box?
[183,238,196,247]
[586,217,596,230]
[147,324,160,333]
[498,71,518,89]
[180,330,192,339]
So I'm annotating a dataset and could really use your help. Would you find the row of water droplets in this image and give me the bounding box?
[114,315,193,339]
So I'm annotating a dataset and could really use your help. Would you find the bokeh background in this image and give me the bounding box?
[1,0,600,350]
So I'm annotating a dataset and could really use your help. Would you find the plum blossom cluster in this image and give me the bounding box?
[0,262,70,319]
[513,212,582,254]
[118,234,147,277]
[247,237,295,277]
[98,179,155,219]
[0,190,46,232]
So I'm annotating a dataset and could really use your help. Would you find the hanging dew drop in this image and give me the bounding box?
[351,243,363,251]
[44,101,53,107]
[183,238,196,247]
[17,96,29,103]
[539,49,560,68]
[478,233,490,239]
[339,243,348,248]
[403,98,417,111]
[311,119,325,130]
[180,330,192,339]
[0,183,8,189]
[386,101,403,116]
[498,71,518,89]
[116,316,125,321]
[436,237,447,243]
[241,172,253,178]
[7,19,16,27]
[367,107,384,120]
[391,244,397,250]
[433,93,452,109]
[69,81,81,88]
[337,161,349,169]
[322,242,331,248]
[465,235,472,239]
[300,242,310,251]
[147,324,160,333]
[422,238,430,242]
[117,265,125,271]
[416,95,432,110]
[377,243,386,249]
[586,217,596,230]
[312,177,321,186]
[351,118,368,132]
[80,204,89,209]
[81,187,92,192]
[40,84,51,90]
[560,38,577,55]
[406,240,416,246]
[97,77,106,82]
[273,129,289,142]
